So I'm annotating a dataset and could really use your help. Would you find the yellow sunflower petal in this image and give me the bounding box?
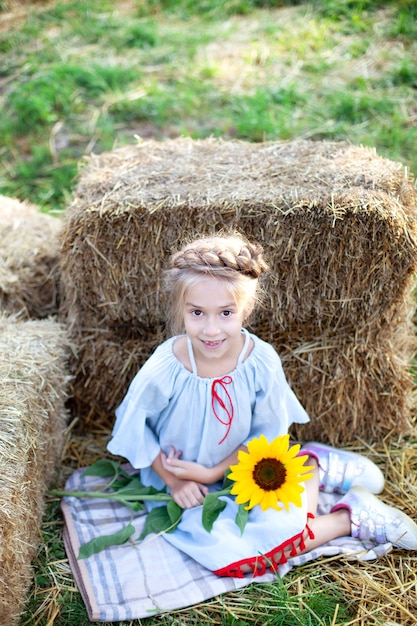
[261,490,283,512]
[285,442,301,458]
[270,433,289,457]
[246,434,267,459]
[231,483,255,504]
[234,491,251,506]
[236,449,251,464]
[279,484,303,504]
[247,486,265,509]
[228,465,253,480]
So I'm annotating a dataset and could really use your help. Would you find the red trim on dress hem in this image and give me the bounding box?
[213,513,315,578]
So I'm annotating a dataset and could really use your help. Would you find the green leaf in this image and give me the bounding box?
[222,472,234,489]
[167,499,183,529]
[111,477,134,491]
[82,459,129,479]
[139,506,180,540]
[235,503,249,535]
[133,503,146,512]
[78,522,135,559]
[202,493,227,533]
[115,476,160,497]
[112,477,164,511]
[123,499,145,513]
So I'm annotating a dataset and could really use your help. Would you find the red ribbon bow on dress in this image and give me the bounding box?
[211,376,234,444]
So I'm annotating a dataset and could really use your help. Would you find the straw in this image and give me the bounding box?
[0,195,62,319]
[59,138,417,439]
[0,313,72,625]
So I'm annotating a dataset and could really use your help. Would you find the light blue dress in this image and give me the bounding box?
[107,330,312,576]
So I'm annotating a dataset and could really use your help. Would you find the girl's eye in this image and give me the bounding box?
[222,310,232,317]
[191,309,203,317]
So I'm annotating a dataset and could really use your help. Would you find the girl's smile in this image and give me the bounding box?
[201,340,225,348]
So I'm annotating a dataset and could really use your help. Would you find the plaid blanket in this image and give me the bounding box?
[61,467,392,622]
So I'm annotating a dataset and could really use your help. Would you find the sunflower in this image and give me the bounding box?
[228,434,314,512]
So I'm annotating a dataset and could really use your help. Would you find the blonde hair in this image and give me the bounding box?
[164,233,269,335]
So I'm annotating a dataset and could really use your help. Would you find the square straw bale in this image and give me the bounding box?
[0,314,72,626]
[0,195,62,319]
[59,138,417,439]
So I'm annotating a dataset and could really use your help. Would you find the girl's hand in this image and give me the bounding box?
[160,446,214,484]
[169,479,208,509]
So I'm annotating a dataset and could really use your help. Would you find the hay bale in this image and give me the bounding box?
[0,195,62,319]
[59,138,417,441]
[0,313,71,626]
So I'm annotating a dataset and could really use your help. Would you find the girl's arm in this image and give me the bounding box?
[152,451,208,508]
[160,445,247,484]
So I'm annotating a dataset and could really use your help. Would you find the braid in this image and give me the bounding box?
[170,236,268,279]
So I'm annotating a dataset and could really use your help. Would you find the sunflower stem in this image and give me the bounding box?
[50,489,173,503]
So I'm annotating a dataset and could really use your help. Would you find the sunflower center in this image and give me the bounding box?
[252,458,287,491]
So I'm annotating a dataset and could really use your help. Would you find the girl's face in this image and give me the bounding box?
[183,277,246,369]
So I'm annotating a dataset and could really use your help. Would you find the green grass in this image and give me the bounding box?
[1,0,416,214]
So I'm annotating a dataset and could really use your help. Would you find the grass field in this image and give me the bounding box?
[1,0,416,214]
[1,0,416,624]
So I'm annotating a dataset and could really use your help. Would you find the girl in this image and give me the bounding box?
[107,233,417,577]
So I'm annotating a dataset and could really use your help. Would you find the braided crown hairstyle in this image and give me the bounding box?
[164,233,269,335]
